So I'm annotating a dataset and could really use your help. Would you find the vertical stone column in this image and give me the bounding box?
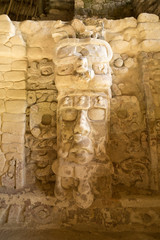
[0,15,27,189]
[52,38,113,208]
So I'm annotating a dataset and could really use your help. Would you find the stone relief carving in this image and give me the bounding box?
[25,59,57,190]
[52,38,113,208]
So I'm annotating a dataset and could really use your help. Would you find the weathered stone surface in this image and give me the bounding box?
[0,14,160,231]
[5,100,26,113]
[137,13,159,23]
[0,45,11,57]
[12,45,26,58]
[0,64,11,71]
[27,47,42,60]
[3,113,25,122]
[1,143,24,154]
[12,60,28,71]
[140,40,160,52]
[110,40,130,54]
[104,17,137,32]
[2,121,25,135]
[10,35,26,46]
[20,21,41,35]
[0,89,5,99]
[13,81,26,89]
[4,71,26,82]
[7,90,26,99]
[0,100,5,113]
[2,133,24,143]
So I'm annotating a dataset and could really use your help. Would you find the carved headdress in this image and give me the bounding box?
[53,38,113,96]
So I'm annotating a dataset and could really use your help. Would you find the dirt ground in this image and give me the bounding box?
[0,230,160,240]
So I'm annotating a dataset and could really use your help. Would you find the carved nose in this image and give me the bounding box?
[74,110,90,135]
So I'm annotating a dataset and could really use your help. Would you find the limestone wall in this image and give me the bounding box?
[0,13,160,231]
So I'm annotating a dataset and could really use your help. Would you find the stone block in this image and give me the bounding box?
[12,60,28,71]
[7,90,26,100]
[103,17,137,32]
[5,100,26,113]
[27,47,42,60]
[0,72,3,81]
[0,89,6,99]
[0,45,11,57]
[0,56,12,64]
[0,14,11,21]
[0,81,13,88]
[4,71,26,82]
[13,81,26,89]
[2,133,24,144]
[12,45,26,58]
[2,121,25,135]
[110,40,129,54]
[0,34,10,44]
[1,143,24,154]
[140,40,160,52]
[0,100,5,113]
[137,13,159,23]
[140,30,160,40]
[20,20,41,35]
[3,113,25,122]
[9,35,25,46]
[0,20,15,34]
[0,64,11,72]
[138,22,160,32]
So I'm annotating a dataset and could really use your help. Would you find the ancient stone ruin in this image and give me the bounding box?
[0,11,160,238]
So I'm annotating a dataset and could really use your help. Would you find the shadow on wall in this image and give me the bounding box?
[0,0,159,21]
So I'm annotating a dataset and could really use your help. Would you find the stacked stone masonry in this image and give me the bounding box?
[0,13,160,231]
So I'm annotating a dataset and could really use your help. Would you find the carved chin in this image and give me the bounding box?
[68,150,94,165]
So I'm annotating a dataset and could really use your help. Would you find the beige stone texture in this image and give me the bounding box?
[2,133,24,144]
[0,100,5,113]
[2,121,25,135]
[0,64,11,72]
[137,13,159,23]
[104,17,137,32]
[110,40,130,54]
[0,34,10,44]
[20,20,41,35]
[12,60,28,71]
[0,18,15,35]
[140,40,160,52]
[5,100,26,113]
[2,113,25,122]
[0,45,11,57]
[139,30,160,40]
[6,90,26,99]
[0,14,160,230]
[1,143,24,154]
[13,81,26,89]
[12,45,26,58]
[0,89,5,99]
[0,81,13,88]
[137,22,160,32]
[9,35,26,46]
[4,71,26,82]
[27,47,42,60]
[0,56,12,64]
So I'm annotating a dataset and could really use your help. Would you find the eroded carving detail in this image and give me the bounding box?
[52,38,113,208]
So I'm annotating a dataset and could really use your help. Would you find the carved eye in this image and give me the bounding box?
[88,108,105,121]
[61,109,77,121]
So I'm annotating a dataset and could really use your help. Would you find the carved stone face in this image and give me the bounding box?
[58,93,108,165]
